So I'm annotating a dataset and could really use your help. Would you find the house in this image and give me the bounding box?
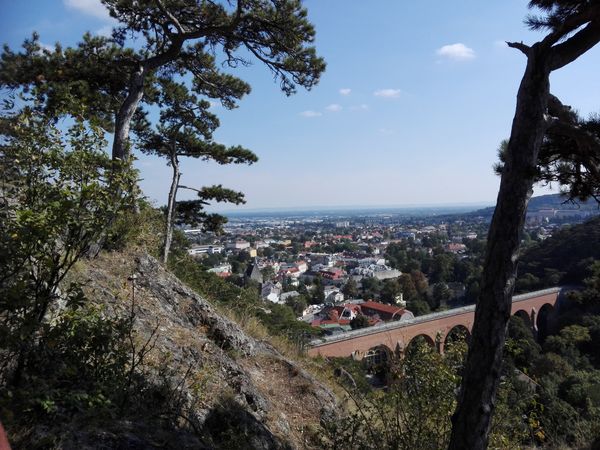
[445,243,467,254]
[304,241,317,249]
[320,267,345,280]
[372,268,402,281]
[227,240,251,250]
[208,263,232,274]
[280,291,300,303]
[215,272,231,279]
[261,282,282,303]
[359,301,413,321]
[254,241,270,249]
[279,266,301,279]
[324,286,344,303]
[323,285,344,303]
[295,260,308,273]
[351,263,400,280]
[188,245,224,256]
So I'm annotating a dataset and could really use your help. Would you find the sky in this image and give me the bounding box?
[1,1,600,211]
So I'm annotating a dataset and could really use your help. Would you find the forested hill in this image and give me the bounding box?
[526,194,599,210]
[468,194,598,219]
[516,216,600,292]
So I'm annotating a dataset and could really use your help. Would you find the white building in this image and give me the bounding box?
[261,282,282,304]
[226,240,251,250]
[207,263,232,274]
[188,245,224,256]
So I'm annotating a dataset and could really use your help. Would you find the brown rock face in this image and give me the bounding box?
[61,252,338,450]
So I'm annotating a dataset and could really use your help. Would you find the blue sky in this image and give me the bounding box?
[2,1,599,211]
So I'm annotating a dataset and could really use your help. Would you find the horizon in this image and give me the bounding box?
[188,200,494,215]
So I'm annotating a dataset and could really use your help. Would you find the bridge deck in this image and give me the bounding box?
[309,287,562,349]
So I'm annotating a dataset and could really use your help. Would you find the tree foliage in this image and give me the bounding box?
[0,108,136,383]
[322,340,534,450]
[0,0,326,162]
[138,77,257,263]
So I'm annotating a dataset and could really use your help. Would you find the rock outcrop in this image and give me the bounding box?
[67,251,337,449]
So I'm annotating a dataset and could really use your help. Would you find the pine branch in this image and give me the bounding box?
[549,18,600,70]
[506,41,531,56]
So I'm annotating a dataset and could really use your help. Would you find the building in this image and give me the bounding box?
[295,261,308,273]
[324,286,344,303]
[308,301,413,333]
[227,240,251,250]
[320,267,345,281]
[188,245,224,256]
[280,291,300,304]
[245,260,263,285]
[261,282,282,303]
[445,243,467,254]
[359,301,413,321]
[208,264,232,274]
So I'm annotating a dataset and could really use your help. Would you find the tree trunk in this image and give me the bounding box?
[162,151,180,265]
[448,45,551,450]
[112,66,145,161]
[111,41,183,162]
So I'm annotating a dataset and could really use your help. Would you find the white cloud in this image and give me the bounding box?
[350,104,369,111]
[96,25,113,37]
[436,43,475,61]
[374,89,401,99]
[64,0,112,21]
[326,104,342,112]
[38,42,55,53]
[300,110,322,118]
[339,88,351,96]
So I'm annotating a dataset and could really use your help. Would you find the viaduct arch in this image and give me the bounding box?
[307,287,563,359]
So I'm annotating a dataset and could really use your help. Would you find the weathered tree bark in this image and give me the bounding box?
[111,38,184,161]
[448,45,551,450]
[112,66,145,161]
[448,9,600,448]
[162,149,180,265]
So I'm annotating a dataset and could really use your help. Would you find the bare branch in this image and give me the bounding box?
[156,0,185,35]
[506,41,530,56]
[177,184,201,193]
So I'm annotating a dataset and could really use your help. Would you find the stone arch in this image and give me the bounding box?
[536,303,555,342]
[363,344,393,369]
[513,309,532,327]
[444,324,471,349]
[406,333,436,354]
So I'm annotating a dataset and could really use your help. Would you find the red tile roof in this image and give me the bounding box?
[360,301,404,315]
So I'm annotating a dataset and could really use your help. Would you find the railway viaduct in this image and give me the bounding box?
[307,287,565,359]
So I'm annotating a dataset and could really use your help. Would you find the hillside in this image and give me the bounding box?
[466,193,599,219]
[9,250,337,449]
[516,216,600,291]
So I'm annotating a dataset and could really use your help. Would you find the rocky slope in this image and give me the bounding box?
[67,251,338,449]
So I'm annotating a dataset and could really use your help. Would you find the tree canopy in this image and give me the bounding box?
[1,0,326,161]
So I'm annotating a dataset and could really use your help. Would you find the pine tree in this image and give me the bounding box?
[449,3,600,449]
[138,78,256,263]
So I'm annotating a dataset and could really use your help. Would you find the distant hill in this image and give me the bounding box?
[516,216,600,291]
[466,193,599,219]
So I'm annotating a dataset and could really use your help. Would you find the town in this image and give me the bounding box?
[184,199,597,338]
